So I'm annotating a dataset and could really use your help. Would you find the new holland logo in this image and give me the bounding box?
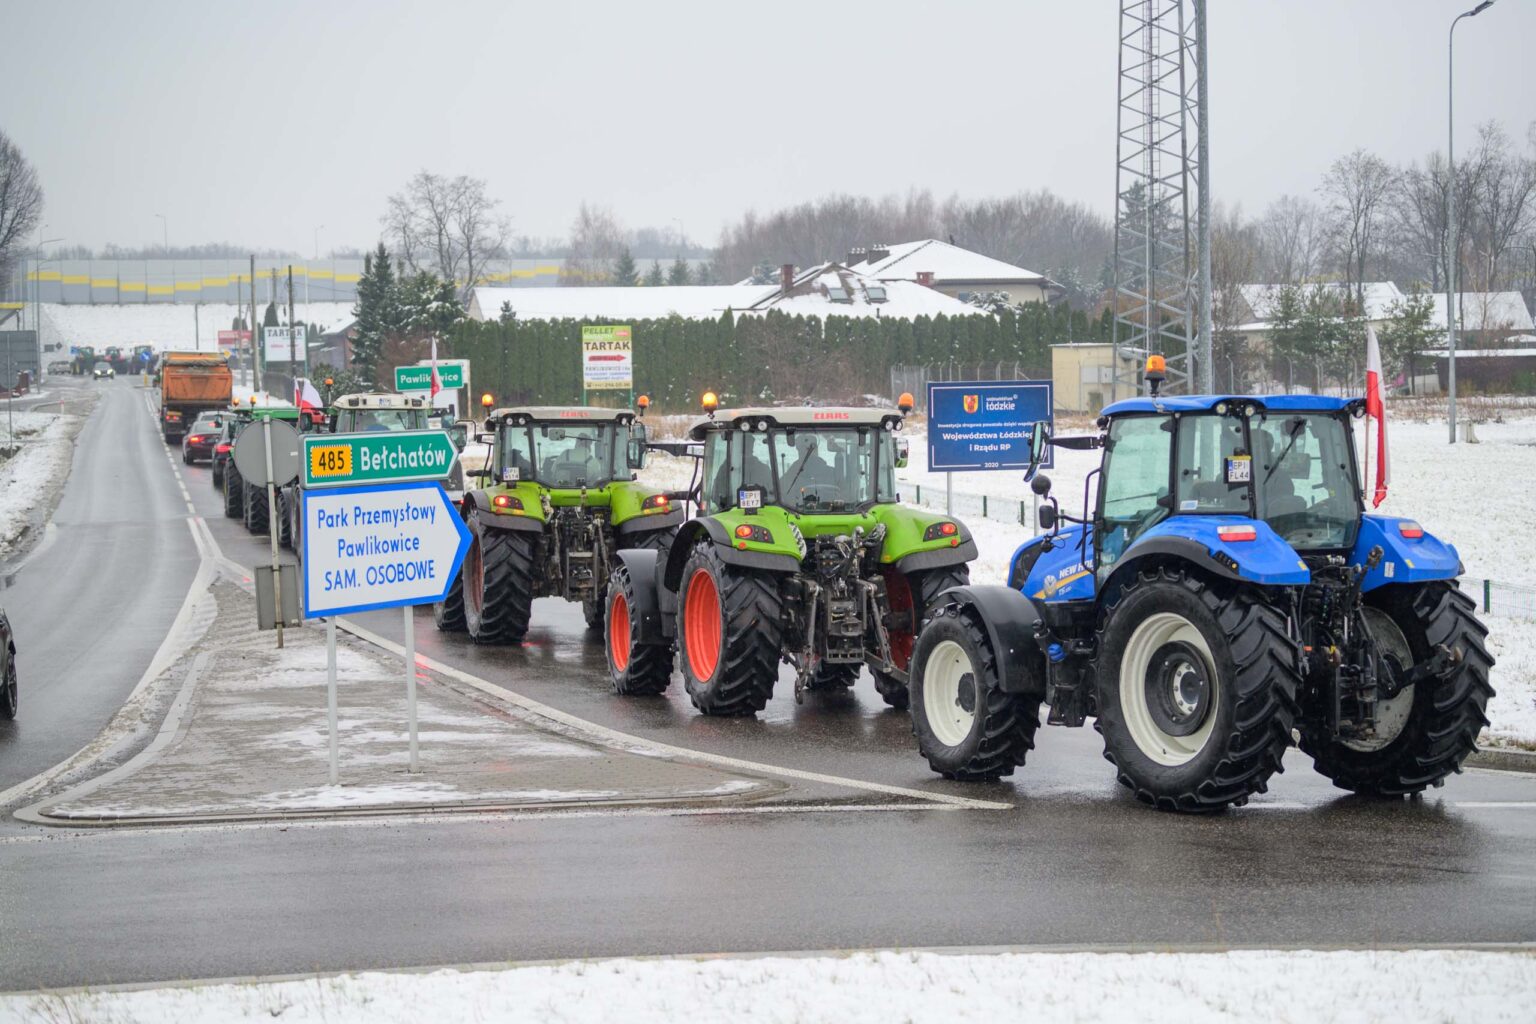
[962,394,980,414]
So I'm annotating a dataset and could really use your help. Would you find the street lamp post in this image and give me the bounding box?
[1446,0,1497,444]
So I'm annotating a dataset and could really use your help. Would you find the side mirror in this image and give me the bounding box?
[1030,473,1052,497]
[894,437,910,469]
[1037,504,1058,530]
[1024,420,1051,481]
[475,432,495,445]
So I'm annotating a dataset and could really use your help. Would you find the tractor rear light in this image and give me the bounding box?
[733,523,772,543]
[642,494,670,511]
[924,522,960,541]
[1217,524,1257,542]
[492,494,524,513]
[1398,521,1424,539]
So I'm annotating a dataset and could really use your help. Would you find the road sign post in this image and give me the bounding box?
[300,475,469,783]
[233,418,302,648]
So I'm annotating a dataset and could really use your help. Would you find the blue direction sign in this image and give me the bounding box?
[301,481,471,618]
[926,380,1053,472]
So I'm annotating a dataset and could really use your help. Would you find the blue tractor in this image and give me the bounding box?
[907,391,1494,812]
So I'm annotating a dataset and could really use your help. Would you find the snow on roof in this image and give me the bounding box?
[37,302,355,354]
[468,285,774,322]
[469,267,987,323]
[855,239,1051,285]
[1239,282,1405,323]
[1426,292,1534,332]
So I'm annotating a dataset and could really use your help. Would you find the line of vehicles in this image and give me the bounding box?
[166,364,1495,815]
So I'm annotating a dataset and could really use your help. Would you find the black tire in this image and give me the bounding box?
[678,541,782,716]
[433,511,468,632]
[1,654,16,720]
[1093,568,1299,813]
[463,517,535,644]
[605,562,674,696]
[182,448,193,465]
[582,596,605,631]
[244,480,269,534]
[276,490,294,549]
[223,464,244,519]
[872,564,971,710]
[1303,582,1494,797]
[212,465,223,488]
[910,603,1040,780]
[622,527,675,558]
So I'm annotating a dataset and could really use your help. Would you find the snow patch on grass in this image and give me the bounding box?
[7,948,1535,1023]
[0,410,81,558]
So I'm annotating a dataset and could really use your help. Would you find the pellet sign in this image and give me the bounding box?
[581,325,633,391]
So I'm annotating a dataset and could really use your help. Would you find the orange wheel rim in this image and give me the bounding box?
[609,592,631,672]
[683,567,722,681]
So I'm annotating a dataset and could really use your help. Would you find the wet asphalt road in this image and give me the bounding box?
[1,392,1534,990]
[0,379,199,793]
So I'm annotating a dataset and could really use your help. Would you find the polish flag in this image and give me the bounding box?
[429,337,442,403]
[1365,324,1389,508]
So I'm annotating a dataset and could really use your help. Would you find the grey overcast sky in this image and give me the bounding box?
[6,0,1534,254]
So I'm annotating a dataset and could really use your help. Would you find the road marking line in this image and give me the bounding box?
[339,619,1011,811]
[0,800,958,844]
[1452,801,1536,809]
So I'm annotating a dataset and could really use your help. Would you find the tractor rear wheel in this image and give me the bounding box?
[243,481,269,534]
[222,465,243,519]
[910,603,1040,780]
[464,518,535,645]
[1303,582,1493,797]
[872,565,971,710]
[275,490,294,549]
[1094,568,1298,813]
[606,562,673,696]
[678,542,782,716]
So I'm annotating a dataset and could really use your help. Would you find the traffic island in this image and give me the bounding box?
[22,577,789,825]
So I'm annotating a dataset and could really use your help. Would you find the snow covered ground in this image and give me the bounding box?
[6,948,1534,1023]
[0,409,82,559]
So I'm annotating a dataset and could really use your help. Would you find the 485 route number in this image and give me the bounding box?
[309,445,353,479]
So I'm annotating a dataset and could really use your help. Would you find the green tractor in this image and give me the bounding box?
[602,397,977,715]
[436,405,682,643]
[222,402,309,539]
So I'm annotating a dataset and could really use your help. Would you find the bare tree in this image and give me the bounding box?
[382,171,510,300]
[1465,122,1536,295]
[0,130,45,286]
[1319,149,1396,304]
[563,202,625,286]
[1209,203,1262,387]
[1258,195,1324,284]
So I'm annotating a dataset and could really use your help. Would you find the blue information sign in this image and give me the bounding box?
[926,380,1053,472]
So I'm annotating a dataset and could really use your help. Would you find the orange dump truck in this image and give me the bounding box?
[159,352,233,444]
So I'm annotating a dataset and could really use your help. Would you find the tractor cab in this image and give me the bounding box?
[479,406,649,491]
[688,402,910,520]
[329,392,432,433]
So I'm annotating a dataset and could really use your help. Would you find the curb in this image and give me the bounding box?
[1467,747,1536,774]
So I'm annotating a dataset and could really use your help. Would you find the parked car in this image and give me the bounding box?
[181,412,226,465]
[47,361,72,374]
[91,361,115,380]
[1,608,17,720]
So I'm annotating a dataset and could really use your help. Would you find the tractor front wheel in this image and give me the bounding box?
[606,562,674,696]
[678,542,782,716]
[464,518,535,645]
[1303,582,1493,797]
[222,466,243,519]
[243,481,269,535]
[1094,569,1298,812]
[910,603,1040,780]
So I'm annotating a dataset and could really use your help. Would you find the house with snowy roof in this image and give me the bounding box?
[466,263,988,324]
[847,239,1061,306]
[1427,291,1535,343]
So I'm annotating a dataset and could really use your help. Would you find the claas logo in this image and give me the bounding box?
[962,394,980,414]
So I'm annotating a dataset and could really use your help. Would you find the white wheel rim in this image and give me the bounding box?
[923,640,978,748]
[1119,612,1220,767]
[1342,608,1415,752]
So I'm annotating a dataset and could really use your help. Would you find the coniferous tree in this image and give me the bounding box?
[611,247,638,287]
[351,242,399,380]
[668,256,690,286]
[644,259,665,288]
[263,300,279,328]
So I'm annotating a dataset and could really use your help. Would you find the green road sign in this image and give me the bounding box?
[395,364,466,391]
[302,430,457,488]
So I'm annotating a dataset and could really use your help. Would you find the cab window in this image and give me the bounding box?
[1097,415,1172,565]
[1174,414,1249,515]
